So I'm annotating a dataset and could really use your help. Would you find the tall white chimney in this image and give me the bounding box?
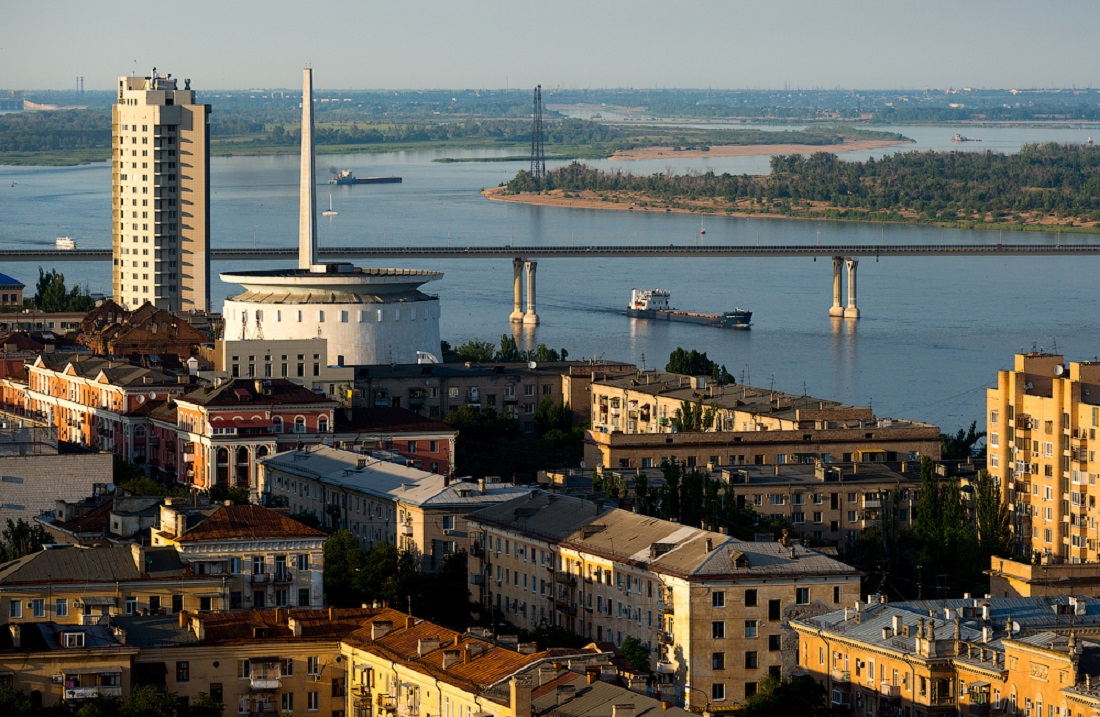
[298,67,317,270]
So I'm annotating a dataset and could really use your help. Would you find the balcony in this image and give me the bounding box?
[551,598,577,615]
[249,676,281,691]
[377,694,397,712]
[252,572,270,584]
[657,631,674,645]
[879,683,901,699]
[831,669,851,683]
[273,570,293,584]
[554,573,576,587]
[655,660,676,674]
[65,685,122,700]
[471,574,485,585]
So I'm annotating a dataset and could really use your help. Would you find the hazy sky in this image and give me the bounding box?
[4,0,1098,91]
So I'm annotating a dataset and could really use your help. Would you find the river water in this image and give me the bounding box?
[1,124,1098,432]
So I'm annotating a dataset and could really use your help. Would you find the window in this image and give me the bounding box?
[745,620,758,638]
[55,598,68,618]
[745,651,758,668]
[308,656,320,676]
[712,591,725,608]
[712,652,725,670]
[238,660,251,678]
[745,589,757,607]
[297,554,309,571]
[126,597,138,615]
[768,599,781,621]
[31,599,44,618]
[307,691,319,711]
[712,621,725,639]
[768,634,782,651]
[176,661,190,682]
[712,683,725,701]
[63,632,85,647]
[282,693,294,712]
[796,588,810,605]
[281,658,294,677]
[9,601,20,619]
[442,515,455,531]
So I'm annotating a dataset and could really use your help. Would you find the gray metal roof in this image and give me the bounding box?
[469,492,861,580]
[262,445,531,507]
[531,671,693,717]
[0,545,188,586]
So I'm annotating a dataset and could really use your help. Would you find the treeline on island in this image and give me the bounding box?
[505,143,1100,227]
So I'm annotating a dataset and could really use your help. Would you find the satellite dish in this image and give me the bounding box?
[149,391,157,399]
[1025,382,1033,390]
[528,361,537,369]
[1054,364,1065,376]
[1012,621,1021,635]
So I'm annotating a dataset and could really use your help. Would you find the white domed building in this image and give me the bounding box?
[220,68,442,366]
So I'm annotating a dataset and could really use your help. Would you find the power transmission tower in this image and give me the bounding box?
[530,85,546,180]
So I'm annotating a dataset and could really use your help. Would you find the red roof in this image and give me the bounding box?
[176,505,326,543]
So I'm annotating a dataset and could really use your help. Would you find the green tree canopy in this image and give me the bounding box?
[665,347,733,384]
[33,267,95,313]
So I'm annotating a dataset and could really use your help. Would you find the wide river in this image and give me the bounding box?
[2,124,1099,433]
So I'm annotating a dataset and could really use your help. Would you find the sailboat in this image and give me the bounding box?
[322,193,338,217]
[699,216,706,236]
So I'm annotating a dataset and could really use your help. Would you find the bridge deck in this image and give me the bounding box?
[2,243,1100,262]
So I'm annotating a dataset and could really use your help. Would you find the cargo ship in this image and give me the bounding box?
[328,169,402,185]
[626,288,751,329]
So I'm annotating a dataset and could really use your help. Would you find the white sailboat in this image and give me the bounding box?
[322,193,338,217]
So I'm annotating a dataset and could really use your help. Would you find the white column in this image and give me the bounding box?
[829,256,844,317]
[522,260,539,325]
[509,258,525,323]
[843,258,860,319]
[298,67,317,270]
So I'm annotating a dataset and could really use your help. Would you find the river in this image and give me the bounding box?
[1,124,1098,433]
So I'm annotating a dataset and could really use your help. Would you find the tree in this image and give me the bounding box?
[670,398,717,432]
[742,674,828,717]
[973,470,1013,559]
[2,519,50,561]
[495,334,522,362]
[665,347,733,385]
[187,693,225,717]
[454,339,496,363]
[323,530,366,607]
[33,267,94,313]
[620,636,651,672]
[942,420,985,459]
[208,483,250,505]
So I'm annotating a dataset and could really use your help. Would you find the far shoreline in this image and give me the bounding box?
[607,137,909,160]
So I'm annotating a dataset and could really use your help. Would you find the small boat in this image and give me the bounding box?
[699,217,706,236]
[952,133,981,143]
[55,236,75,250]
[322,193,338,217]
[625,288,750,329]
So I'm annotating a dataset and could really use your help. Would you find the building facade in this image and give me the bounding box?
[987,353,1100,562]
[792,595,1100,717]
[0,272,24,307]
[586,371,941,470]
[151,502,326,611]
[466,492,862,709]
[113,71,209,312]
[260,445,529,570]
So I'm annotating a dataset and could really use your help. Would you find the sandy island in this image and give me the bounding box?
[608,137,907,160]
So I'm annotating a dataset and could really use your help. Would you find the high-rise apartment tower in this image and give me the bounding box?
[112,70,209,312]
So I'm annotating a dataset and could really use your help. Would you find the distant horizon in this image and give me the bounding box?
[4,1,1097,92]
[13,84,1100,94]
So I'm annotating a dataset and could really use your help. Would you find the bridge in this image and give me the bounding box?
[4,242,1097,321]
[3,243,1099,262]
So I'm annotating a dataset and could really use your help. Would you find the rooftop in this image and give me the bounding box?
[0,544,193,586]
[176,377,335,408]
[32,353,182,388]
[172,504,326,543]
[263,445,529,507]
[470,492,861,580]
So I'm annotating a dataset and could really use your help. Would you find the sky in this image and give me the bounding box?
[4,0,1099,91]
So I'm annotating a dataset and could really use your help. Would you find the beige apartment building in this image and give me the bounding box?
[113,71,209,312]
[792,595,1100,717]
[260,445,529,571]
[586,371,941,469]
[151,502,327,611]
[466,492,862,709]
[987,352,1100,562]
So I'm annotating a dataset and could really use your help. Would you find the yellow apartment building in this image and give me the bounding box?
[792,595,1100,717]
[467,491,862,709]
[987,353,1100,562]
[586,371,941,470]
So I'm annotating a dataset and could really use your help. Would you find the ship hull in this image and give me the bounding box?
[626,308,751,329]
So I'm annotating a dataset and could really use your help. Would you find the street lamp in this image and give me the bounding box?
[686,685,711,715]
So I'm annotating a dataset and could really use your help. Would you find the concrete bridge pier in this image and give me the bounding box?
[829,256,845,317]
[522,260,539,325]
[843,257,860,319]
[509,258,525,323]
